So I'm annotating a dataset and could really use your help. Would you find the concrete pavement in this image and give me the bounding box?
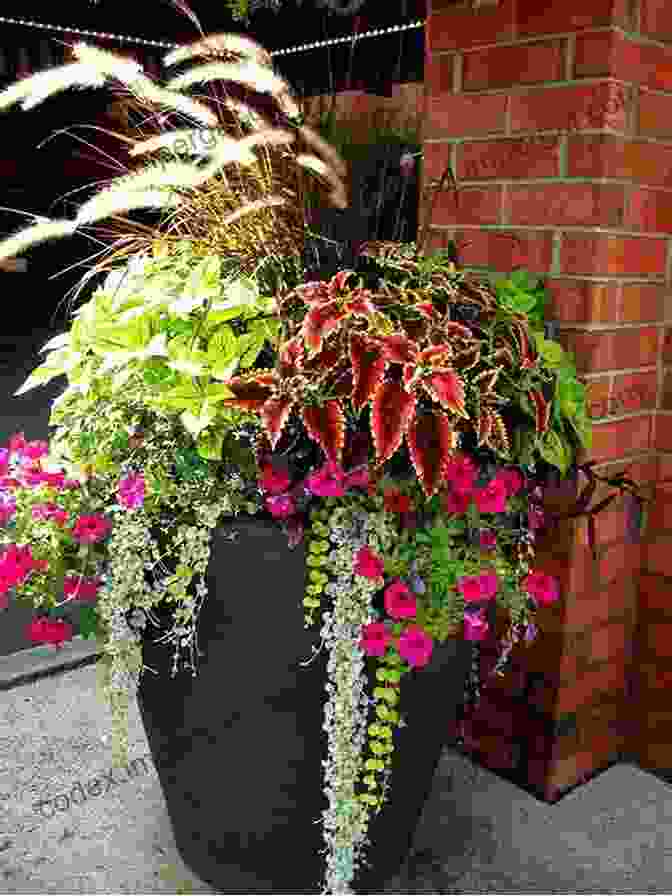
[0,643,671,893]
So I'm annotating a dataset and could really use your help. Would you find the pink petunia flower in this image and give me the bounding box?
[0,494,16,525]
[306,461,347,498]
[265,494,296,518]
[383,488,413,514]
[359,621,392,658]
[0,448,9,476]
[71,514,112,544]
[259,463,292,495]
[496,467,524,498]
[343,465,370,490]
[473,478,508,514]
[442,488,471,515]
[353,546,385,579]
[457,571,499,604]
[26,617,74,648]
[383,580,417,620]
[479,529,497,551]
[8,432,27,457]
[464,610,489,642]
[22,440,50,461]
[521,570,559,606]
[63,575,102,603]
[397,625,434,668]
[118,473,146,509]
[31,503,68,526]
[443,454,478,494]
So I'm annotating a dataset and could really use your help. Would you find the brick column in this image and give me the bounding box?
[423,0,671,800]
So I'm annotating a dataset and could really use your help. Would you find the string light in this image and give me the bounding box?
[0,13,425,58]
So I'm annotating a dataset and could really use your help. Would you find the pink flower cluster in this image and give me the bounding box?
[259,459,370,520]
[26,616,73,648]
[355,548,434,668]
[0,544,48,607]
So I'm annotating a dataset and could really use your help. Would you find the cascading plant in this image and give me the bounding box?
[0,20,651,896]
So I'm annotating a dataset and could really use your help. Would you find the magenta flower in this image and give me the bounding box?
[8,432,27,457]
[63,575,102,603]
[343,464,370,490]
[71,514,112,544]
[397,625,434,668]
[521,570,559,606]
[527,505,545,531]
[266,494,296,518]
[31,503,68,526]
[118,473,146,509]
[359,621,392,657]
[383,580,417,620]
[26,617,73,648]
[457,571,499,603]
[464,610,489,642]
[306,461,347,498]
[0,544,46,591]
[443,454,478,494]
[353,546,384,580]
[0,494,16,525]
[479,529,497,551]
[22,440,50,461]
[496,467,524,498]
[442,488,471,515]
[0,448,9,476]
[473,478,508,514]
[259,463,292,495]
[19,464,66,489]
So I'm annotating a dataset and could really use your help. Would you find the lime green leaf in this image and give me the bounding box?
[539,428,572,476]
[196,428,224,460]
[181,403,215,438]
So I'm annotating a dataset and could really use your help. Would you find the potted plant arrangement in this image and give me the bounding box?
[0,24,649,896]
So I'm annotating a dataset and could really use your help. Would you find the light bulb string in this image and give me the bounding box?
[0,14,425,58]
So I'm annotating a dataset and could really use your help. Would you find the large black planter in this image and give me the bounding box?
[137,517,472,894]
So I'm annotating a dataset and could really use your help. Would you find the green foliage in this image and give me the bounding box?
[492,268,549,327]
[17,244,279,459]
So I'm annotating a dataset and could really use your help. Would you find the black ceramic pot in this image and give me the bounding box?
[137,517,472,894]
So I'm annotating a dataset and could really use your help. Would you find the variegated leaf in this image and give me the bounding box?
[300,300,345,356]
[350,333,388,412]
[301,400,345,462]
[423,368,470,419]
[262,395,295,449]
[407,410,458,497]
[371,380,417,466]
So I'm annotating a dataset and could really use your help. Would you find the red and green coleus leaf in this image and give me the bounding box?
[261,395,295,449]
[350,333,388,412]
[370,380,417,466]
[528,389,551,434]
[407,410,459,497]
[301,300,347,357]
[418,368,470,419]
[509,319,538,370]
[301,400,345,463]
[377,334,418,365]
[220,373,277,410]
[279,336,304,372]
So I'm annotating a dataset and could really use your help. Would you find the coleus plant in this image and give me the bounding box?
[219,254,585,498]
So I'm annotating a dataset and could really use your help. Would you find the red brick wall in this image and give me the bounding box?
[425,0,671,799]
